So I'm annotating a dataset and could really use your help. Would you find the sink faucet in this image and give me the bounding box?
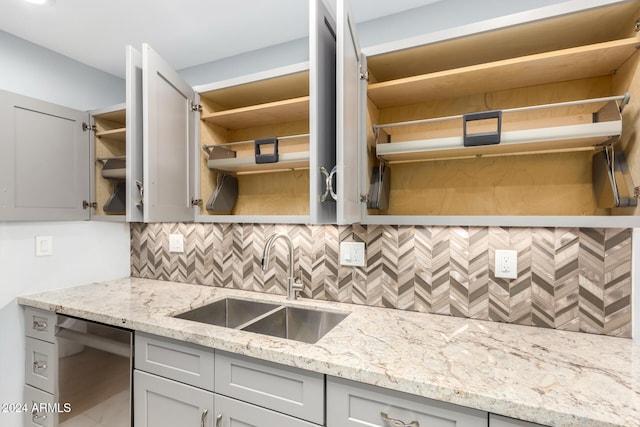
[261,232,304,300]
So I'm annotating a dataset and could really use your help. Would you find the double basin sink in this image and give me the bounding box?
[174,297,348,344]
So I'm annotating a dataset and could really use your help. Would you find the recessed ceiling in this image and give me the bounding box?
[0,0,442,78]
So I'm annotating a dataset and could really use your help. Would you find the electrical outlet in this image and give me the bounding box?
[495,249,517,279]
[340,241,366,267]
[35,236,53,257]
[169,233,184,253]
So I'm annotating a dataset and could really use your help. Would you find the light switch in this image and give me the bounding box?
[340,241,366,267]
[495,249,517,279]
[169,234,184,253]
[35,236,53,257]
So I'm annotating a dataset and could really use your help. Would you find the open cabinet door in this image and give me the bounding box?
[126,46,144,222]
[142,43,197,223]
[310,0,337,224]
[0,90,90,221]
[336,0,365,225]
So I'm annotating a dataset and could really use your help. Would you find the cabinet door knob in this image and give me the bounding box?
[381,412,420,427]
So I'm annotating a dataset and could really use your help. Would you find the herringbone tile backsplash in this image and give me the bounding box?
[130,223,632,337]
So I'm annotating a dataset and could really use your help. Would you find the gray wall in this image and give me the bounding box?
[356,0,576,48]
[0,30,124,110]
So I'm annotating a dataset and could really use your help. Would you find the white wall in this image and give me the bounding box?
[0,31,130,427]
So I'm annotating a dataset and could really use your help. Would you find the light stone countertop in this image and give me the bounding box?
[17,277,640,427]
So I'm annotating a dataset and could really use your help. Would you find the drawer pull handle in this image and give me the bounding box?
[33,320,48,331]
[381,412,420,427]
[215,413,223,427]
[200,409,208,427]
[32,410,47,421]
[33,361,48,370]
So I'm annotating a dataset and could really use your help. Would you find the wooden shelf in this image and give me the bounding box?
[201,96,309,129]
[368,37,640,108]
[96,127,126,142]
[207,151,310,173]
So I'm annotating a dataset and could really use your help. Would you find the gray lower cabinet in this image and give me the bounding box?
[215,394,316,427]
[23,385,55,427]
[134,333,324,427]
[23,307,58,427]
[135,332,215,391]
[214,350,324,425]
[134,370,214,427]
[490,414,546,427]
[326,376,488,427]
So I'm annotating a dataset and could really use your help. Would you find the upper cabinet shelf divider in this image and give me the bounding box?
[367,37,640,108]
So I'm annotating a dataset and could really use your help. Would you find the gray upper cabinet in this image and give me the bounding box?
[142,43,197,223]
[336,0,366,225]
[340,0,640,227]
[125,45,144,223]
[131,0,336,224]
[0,90,90,221]
[193,0,337,224]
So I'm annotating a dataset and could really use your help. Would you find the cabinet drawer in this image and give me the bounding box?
[214,350,324,425]
[135,332,214,391]
[134,370,214,427]
[24,307,57,343]
[490,414,547,427]
[215,394,317,427]
[327,376,488,427]
[25,337,56,394]
[24,385,55,427]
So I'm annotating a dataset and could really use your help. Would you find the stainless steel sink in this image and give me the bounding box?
[241,306,348,344]
[174,297,280,328]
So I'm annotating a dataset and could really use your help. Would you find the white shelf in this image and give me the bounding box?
[207,151,310,173]
[377,120,622,162]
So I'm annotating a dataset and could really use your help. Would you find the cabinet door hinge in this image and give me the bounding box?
[360,194,369,203]
[82,122,97,132]
[190,101,202,113]
[191,198,203,207]
[359,71,369,81]
[82,200,97,209]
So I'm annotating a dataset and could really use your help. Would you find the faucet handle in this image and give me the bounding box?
[290,277,304,300]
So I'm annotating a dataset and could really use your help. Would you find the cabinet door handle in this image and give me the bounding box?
[320,167,331,202]
[320,166,338,203]
[200,409,208,427]
[381,412,420,427]
[33,361,47,370]
[215,413,223,427]
[32,320,48,331]
[31,410,47,422]
[328,166,337,201]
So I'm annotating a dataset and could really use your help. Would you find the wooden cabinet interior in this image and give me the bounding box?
[93,107,126,217]
[365,1,640,218]
[198,69,311,217]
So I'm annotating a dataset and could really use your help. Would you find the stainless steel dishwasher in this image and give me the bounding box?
[55,315,132,427]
